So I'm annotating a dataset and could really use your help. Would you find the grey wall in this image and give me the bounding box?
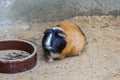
[1,0,120,22]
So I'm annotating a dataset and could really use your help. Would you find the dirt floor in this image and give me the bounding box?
[0,16,120,80]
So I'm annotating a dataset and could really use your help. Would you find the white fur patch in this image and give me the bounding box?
[45,33,52,49]
[53,27,63,31]
[48,58,54,62]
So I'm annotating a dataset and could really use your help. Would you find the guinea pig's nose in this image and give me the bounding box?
[46,46,52,49]
[48,47,56,52]
[49,48,55,52]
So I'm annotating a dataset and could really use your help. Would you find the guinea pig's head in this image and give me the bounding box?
[42,27,66,59]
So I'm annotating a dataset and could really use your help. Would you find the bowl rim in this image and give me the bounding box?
[0,39,37,63]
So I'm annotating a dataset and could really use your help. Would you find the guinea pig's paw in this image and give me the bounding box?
[78,53,82,56]
[48,58,54,62]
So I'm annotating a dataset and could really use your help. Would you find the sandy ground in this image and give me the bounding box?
[0,16,120,80]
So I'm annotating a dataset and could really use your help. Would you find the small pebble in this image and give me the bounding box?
[56,66,59,68]
[92,26,95,28]
[22,25,31,30]
[104,55,107,57]
[31,35,40,40]
[35,42,42,46]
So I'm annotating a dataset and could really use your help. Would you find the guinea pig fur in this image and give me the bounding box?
[42,21,86,61]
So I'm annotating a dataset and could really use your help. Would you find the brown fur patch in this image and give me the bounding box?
[56,21,87,59]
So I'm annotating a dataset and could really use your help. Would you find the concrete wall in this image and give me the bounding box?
[1,0,120,22]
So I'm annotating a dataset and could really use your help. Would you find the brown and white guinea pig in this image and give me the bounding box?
[42,21,86,62]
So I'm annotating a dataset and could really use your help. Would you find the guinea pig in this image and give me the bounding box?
[42,21,86,62]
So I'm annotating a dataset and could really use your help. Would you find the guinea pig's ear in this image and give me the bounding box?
[55,30,66,38]
[57,33,66,38]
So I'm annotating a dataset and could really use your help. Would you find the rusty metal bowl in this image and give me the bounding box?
[0,39,37,74]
